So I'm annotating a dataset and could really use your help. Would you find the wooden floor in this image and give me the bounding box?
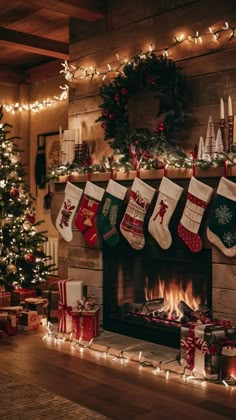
[1,330,236,419]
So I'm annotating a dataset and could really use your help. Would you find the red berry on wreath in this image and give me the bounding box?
[109,113,115,120]
[121,88,127,95]
[101,122,107,130]
[103,109,109,116]
[10,187,19,198]
[114,93,120,101]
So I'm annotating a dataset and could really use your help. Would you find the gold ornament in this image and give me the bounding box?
[23,221,32,231]
[6,264,17,274]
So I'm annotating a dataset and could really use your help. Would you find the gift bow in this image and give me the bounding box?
[181,327,209,370]
[58,300,72,333]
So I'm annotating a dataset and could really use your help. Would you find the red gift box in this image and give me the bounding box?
[0,313,18,335]
[11,288,36,305]
[0,291,11,307]
[71,307,100,341]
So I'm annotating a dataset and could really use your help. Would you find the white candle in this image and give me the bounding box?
[228,95,233,116]
[59,125,63,148]
[233,115,236,143]
[220,97,224,119]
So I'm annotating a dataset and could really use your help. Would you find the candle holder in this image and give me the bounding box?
[228,115,233,152]
[74,142,90,167]
[220,118,226,151]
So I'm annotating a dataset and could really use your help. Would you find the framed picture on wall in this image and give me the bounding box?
[35,131,60,190]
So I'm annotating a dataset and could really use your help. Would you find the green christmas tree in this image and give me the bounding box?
[0,107,53,290]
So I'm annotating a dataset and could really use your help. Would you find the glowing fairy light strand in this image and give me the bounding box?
[3,85,69,115]
[60,22,235,82]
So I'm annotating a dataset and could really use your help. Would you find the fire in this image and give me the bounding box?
[144,276,201,320]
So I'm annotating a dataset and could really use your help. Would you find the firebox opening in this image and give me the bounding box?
[103,240,212,348]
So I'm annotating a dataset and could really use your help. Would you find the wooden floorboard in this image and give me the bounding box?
[0,330,236,419]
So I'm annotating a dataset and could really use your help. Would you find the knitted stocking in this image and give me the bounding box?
[98,179,127,247]
[148,177,183,249]
[74,181,104,246]
[177,177,213,253]
[56,182,83,242]
[207,177,236,257]
[120,177,155,250]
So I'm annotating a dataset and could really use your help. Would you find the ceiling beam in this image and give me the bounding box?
[0,27,69,60]
[22,0,105,22]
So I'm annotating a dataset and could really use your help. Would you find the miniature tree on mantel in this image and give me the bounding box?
[0,106,53,290]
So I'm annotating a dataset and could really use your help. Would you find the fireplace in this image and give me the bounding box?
[103,237,212,348]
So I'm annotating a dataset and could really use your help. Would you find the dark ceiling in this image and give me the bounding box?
[0,0,104,84]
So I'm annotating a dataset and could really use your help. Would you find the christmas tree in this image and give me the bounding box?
[0,107,53,290]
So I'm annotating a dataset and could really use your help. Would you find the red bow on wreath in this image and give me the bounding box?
[129,143,154,176]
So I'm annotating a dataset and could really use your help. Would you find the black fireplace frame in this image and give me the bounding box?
[103,238,212,349]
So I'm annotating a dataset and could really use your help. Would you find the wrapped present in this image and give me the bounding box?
[11,288,36,305]
[0,306,23,314]
[180,323,227,379]
[24,297,49,316]
[0,291,11,307]
[0,313,17,335]
[58,279,83,333]
[42,290,59,321]
[71,306,100,341]
[19,311,40,331]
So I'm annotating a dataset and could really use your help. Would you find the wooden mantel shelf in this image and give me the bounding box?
[55,166,236,184]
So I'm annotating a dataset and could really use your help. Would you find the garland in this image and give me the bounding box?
[47,51,236,180]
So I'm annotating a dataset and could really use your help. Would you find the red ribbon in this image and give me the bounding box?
[58,280,72,333]
[180,325,209,370]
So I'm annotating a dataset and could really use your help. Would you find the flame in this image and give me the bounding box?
[144,275,201,320]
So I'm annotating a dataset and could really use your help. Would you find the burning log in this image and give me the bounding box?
[141,298,164,315]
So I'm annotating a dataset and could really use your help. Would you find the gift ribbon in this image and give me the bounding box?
[58,280,72,333]
[181,324,209,370]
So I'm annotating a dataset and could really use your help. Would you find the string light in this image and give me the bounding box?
[60,21,236,83]
[2,85,68,115]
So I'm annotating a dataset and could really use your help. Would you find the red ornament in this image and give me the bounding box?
[26,213,35,224]
[114,93,120,101]
[9,188,19,198]
[103,109,109,116]
[121,88,127,95]
[24,253,36,264]
[157,121,165,131]
[109,113,115,120]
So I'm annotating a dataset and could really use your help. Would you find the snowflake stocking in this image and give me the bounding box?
[98,179,127,247]
[74,181,104,246]
[120,177,155,250]
[56,182,83,242]
[148,177,183,249]
[207,177,236,257]
[177,177,213,253]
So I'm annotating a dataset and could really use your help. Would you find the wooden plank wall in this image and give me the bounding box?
[55,0,236,325]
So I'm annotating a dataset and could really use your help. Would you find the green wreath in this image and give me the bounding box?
[96,51,190,169]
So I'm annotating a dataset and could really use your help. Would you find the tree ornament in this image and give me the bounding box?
[36,244,44,253]
[24,253,36,264]
[6,264,17,274]
[23,221,32,231]
[25,213,36,224]
[9,187,19,198]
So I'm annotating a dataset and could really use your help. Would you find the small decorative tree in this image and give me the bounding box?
[0,106,53,290]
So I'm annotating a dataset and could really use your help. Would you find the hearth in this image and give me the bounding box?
[103,238,212,348]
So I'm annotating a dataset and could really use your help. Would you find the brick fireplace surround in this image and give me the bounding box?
[51,169,236,340]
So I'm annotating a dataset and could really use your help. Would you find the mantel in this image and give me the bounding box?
[55,166,236,184]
